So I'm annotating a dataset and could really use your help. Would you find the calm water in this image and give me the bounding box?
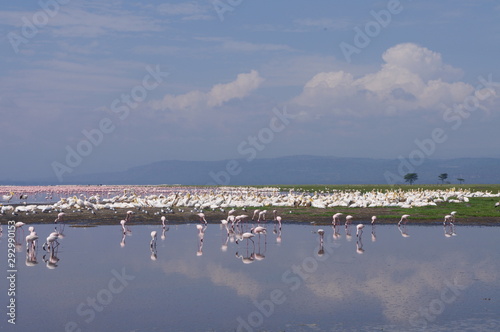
[1,222,499,332]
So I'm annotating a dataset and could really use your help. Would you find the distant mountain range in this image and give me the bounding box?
[5,155,499,186]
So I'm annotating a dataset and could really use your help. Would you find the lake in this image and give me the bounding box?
[1,222,499,332]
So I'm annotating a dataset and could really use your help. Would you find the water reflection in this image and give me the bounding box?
[1,223,499,332]
[196,224,207,256]
[443,224,457,237]
[371,224,377,242]
[398,224,410,237]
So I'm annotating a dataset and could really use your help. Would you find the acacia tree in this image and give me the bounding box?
[457,178,465,184]
[404,173,418,185]
[438,173,448,184]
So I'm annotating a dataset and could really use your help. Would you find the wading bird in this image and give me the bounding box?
[398,214,410,226]
[345,215,353,225]
[332,213,343,226]
[197,212,207,225]
[356,224,364,237]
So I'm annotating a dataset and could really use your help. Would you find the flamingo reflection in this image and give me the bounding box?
[254,238,266,261]
[345,224,353,242]
[42,246,60,269]
[26,245,38,266]
[332,224,341,240]
[443,224,457,237]
[15,221,25,252]
[317,229,325,256]
[120,219,132,247]
[273,222,282,244]
[150,231,157,260]
[371,224,377,242]
[356,235,365,254]
[355,224,365,254]
[160,227,168,241]
[398,224,410,238]
[196,224,207,256]
[235,250,255,264]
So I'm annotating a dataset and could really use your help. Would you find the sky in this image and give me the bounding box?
[0,0,499,182]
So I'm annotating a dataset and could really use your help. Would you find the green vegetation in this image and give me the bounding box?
[438,173,448,184]
[274,183,500,193]
[404,172,419,184]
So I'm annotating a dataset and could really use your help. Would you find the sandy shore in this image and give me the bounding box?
[2,206,500,226]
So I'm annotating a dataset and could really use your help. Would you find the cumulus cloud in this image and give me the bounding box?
[292,43,475,117]
[150,70,264,111]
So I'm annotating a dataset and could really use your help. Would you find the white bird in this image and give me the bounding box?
[161,216,167,228]
[356,224,364,237]
[2,192,14,203]
[55,212,65,223]
[15,221,25,229]
[398,214,410,226]
[236,232,255,245]
[317,229,325,244]
[371,216,377,225]
[150,231,157,248]
[125,210,134,222]
[450,211,457,223]
[258,210,267,222]
[345,215,353,225]
[120,219,131,234]
[251,226,266,235]
[197,212,207,225]
[444,214,453,226]
[332,213,343,225]
[26,230,39,248]
[43,231,59,251]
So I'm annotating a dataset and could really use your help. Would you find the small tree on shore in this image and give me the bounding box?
[457,178,465,184]
[404,173,418,185]
[438,173,448,184]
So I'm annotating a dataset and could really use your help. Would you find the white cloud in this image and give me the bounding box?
[151,70,264,111]
[292,43,476,117]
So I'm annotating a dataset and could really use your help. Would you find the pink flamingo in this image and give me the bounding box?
[197,212,207,225]
[398,214,410,226]
[332,213,343,226]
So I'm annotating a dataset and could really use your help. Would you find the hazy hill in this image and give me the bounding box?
[41,155,500,185]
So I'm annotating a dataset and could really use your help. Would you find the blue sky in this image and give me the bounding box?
[0,0,499,181]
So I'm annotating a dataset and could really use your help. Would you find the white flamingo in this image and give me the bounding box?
[150,231,157,249]
[398,214,410,226]
[345,215,353,226]
[197,212,207,225]
[332,213,343,226]
[356,224,364,237]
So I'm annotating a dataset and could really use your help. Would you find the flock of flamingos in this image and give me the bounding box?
[2,185,498,268]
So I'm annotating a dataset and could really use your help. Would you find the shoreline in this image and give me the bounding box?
[2,206,500,227]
